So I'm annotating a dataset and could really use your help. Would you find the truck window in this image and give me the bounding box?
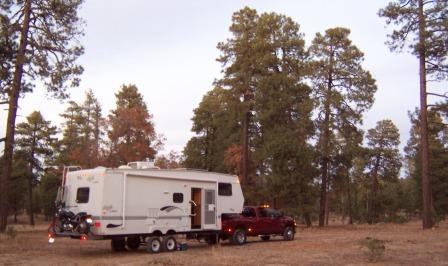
[76,187,89,203]
[242,207,256,217]
[218,182,232,196]
[260,208,282,217]
[173,193,183,203]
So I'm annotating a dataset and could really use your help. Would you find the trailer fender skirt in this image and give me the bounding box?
[106,224,122,228]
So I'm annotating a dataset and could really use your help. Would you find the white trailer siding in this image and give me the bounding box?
[63,167,243,237]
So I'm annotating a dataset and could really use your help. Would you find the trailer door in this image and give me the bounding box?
[203,189,216,229]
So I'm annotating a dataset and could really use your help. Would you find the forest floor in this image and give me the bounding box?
[0,217,447,266]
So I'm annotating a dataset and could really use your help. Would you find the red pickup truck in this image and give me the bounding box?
[220,206,296,245]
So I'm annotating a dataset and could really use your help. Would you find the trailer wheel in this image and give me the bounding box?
[126,236,140,250]
[147,237,162,253]
[260,235,270,241]
[162,236,177,252]
[111,238,126,252]
[283,226,294,241]
[232,229,246,245]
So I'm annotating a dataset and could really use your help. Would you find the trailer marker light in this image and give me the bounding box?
[95,221,101,228]
[48,233,55,244]
[80,235,88,241]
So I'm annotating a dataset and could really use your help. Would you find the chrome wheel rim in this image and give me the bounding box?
[151,240,160,251]
[237,232,245,243]
[166,239,175,250]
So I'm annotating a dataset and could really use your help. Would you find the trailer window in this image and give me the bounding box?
[218,183,232,196]
[76,187,89,203]
[173,193,183,203]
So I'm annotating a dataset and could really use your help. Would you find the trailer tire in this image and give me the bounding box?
[162,236,177,252]
[260,235,270,241]
[126,236,140,250]
[232,229,246,245]
[111,238,126,252]
[283,226,294,241]
[147,237,162,253]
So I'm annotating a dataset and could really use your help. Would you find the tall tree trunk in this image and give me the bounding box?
[28,173,34,226]
[319,154,328,226]
[241,109,250,185]
[0,0,32,232]
[325,187,330,226]
[418,0,433,230]
[346,166,353,225]
[368,157,380,224]
[304,212,312,227]
[319,47,334,227]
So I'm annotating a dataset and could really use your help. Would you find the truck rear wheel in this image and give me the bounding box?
[147,237,162,253]
[283,226,294,241]
[111,238,126,252]
[232,229,246,245]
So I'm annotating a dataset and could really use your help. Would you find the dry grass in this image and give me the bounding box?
[1,219,447,266]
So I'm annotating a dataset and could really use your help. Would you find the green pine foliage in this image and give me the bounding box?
[405,104,448,221]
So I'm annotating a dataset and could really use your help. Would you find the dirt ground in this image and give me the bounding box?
[1,219,447,266]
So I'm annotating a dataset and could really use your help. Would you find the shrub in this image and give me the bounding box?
[359,237,385,262]
[6,226,18,239]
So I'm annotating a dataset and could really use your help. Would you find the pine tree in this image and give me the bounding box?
[15,111,57,225]
[309,27,377,226]
[183,86,239,172]
[250,11,316,222]
[56,90,104,168]
[405,104,448,220]
[57,100,84,166]
[216,7,260,185]
[0,0,84,231]
[107,84,162,166]
[365,119,402,224]
[379,0,447,229]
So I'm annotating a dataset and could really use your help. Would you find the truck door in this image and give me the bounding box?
[257,207,270,235]
[203,189,216,229]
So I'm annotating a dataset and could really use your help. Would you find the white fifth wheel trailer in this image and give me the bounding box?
[48,162,244,252]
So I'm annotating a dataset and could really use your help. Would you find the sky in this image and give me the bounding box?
[1,0,446,156]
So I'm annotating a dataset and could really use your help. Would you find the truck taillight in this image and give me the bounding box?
[80,234,88,241]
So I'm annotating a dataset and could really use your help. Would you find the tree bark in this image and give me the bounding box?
[0,0,32,232]
[319,50,333,227]
[28,174,34,226]
[346,166,353,225]
[241,109,250,185]
[368,172,377,224]
[368,157,380,224]
[418,0,433,229]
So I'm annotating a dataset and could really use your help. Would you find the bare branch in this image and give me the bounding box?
[427,92,448,99]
